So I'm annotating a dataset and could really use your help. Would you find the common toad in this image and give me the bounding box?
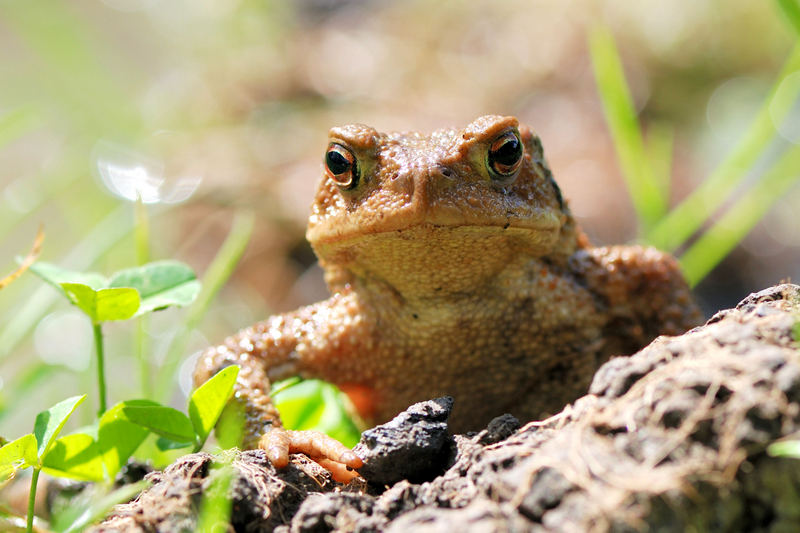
[194,115,701,481]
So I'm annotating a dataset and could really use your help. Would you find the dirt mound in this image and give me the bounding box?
[93,284,800,532]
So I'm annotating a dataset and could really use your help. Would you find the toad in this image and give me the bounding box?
[194,115,701,481]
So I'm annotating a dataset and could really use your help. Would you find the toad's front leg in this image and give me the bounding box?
[571,244,702,354]
[193,290,372,481]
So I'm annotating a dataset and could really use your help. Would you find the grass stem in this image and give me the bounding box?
[136,320,151,398]
[26,468,40,533]
[93,323,107,416]
[589,26,667,233]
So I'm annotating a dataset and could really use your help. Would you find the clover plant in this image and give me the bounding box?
[29,260,200,415]
[0,366,238,532]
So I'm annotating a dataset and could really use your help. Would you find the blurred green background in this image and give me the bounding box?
[1,0,799,440]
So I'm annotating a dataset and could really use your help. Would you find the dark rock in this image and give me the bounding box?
[354,397,454,486]
[476,414,520,445]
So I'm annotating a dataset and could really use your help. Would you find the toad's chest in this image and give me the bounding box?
[358,266,607,381]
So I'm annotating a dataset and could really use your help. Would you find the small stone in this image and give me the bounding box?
[354,397,454,486]
[477,414,520,445]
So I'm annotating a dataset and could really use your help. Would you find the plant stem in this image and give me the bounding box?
[93,323,107,416]
[137,319,151,397]
[26,468,40,533]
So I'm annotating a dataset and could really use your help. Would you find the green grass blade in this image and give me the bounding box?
[775,0,800,36]
[647,43,800,252]
[680,146,800,286]
[154,211,254,401]
[768,439,800,458]
[645,123,675,202]
[589,26,667,232]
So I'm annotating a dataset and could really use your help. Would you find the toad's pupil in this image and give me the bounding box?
[327,150,351,175]
[492,137,521,166]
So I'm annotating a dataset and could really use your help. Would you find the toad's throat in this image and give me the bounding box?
[311,224,562,297]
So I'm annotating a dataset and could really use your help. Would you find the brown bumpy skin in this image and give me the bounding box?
[193,115,702,481]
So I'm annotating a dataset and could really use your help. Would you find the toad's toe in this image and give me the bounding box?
[259,427,363,483]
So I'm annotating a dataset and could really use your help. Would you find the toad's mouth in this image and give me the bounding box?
[307,209,563,248]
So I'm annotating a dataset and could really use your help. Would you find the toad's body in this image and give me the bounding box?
[195,116,700,471]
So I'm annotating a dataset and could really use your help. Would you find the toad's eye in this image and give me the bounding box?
[325,143,358,189]
[487,131,523,178]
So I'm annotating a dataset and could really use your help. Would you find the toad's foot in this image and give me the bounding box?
[259,427,364,483]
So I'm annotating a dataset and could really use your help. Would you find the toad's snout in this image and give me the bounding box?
[404,163,462,216]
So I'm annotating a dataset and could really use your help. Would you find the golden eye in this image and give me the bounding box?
[487,131,523,178]
[325,143,358,189]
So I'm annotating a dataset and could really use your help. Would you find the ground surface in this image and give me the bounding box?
[92,284,800,532]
